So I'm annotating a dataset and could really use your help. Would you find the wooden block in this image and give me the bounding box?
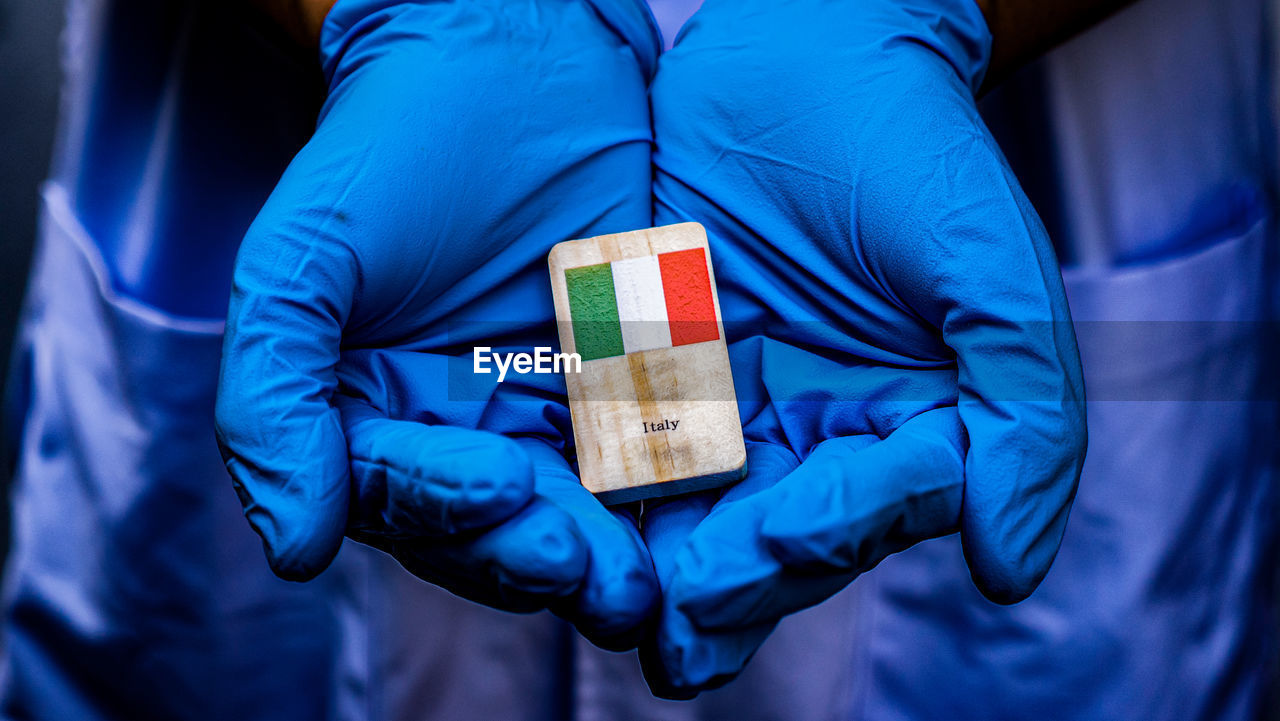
[548,223,747,505]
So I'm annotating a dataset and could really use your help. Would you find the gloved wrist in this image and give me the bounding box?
[880,0,993,95]
[319,0,660,88]
[317,0,405,86]
[581,0,661,81]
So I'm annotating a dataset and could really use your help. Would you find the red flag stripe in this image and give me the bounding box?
[658,248,719,347]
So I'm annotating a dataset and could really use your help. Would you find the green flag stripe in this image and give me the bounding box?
[566,263,624,361]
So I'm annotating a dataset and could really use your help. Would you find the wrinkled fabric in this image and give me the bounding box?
[0,184,340,719]
[0,4,343,719]
[844,1,1280,718]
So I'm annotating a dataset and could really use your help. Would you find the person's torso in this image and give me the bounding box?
[3,0,1276,720]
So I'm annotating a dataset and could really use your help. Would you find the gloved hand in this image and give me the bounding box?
[639,0,1087,695]
[215,0,662,648]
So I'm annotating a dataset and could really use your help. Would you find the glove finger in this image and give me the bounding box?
[520,440,659,651]
[761,407,965,571]
[637,489,737,700]
[370,496,589,613]
[674,409,963,631]
[338,399,535,537]
[640,617,777,701]
[644,441,796,589]
[642,490,718,586]
[860,111,1086,603]
[639,443,796,698]
[215,182,359,582]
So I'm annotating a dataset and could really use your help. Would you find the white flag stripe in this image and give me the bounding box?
[611,254,672,354]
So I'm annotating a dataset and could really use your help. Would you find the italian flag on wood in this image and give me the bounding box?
[565,247,719,361]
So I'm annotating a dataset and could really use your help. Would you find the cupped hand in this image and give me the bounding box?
[215,0,662,649]
[639,0,1087,696]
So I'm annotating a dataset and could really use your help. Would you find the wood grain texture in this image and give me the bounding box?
[548,223,747,504]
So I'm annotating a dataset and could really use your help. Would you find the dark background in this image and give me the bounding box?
[0,0,63,374]
[0,0,65,550]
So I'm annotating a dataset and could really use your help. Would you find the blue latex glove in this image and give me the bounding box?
[215,0,661,648]
[639,0,1087,696]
